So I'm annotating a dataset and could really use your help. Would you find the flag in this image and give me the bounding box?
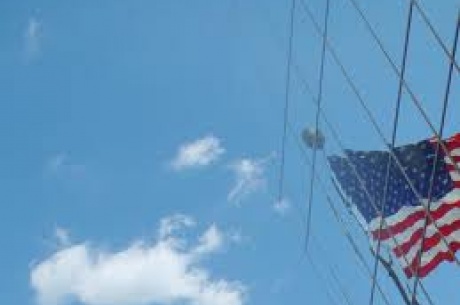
[328,133,460,278]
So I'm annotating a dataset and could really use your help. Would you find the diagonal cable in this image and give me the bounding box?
[250,4,433,303]
[370,2,415,305]
[246,8,394,303]
[410,11,460,305]
[286,32,435,300]
[289,46,437,305]
[286,122,394,305]
[299,0,460,269]
[311,234,355,305]
[345,0,460,177]
[412,0,460,73]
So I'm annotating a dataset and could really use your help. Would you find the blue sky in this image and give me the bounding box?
[1,0,459,305]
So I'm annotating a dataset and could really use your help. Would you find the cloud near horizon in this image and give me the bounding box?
[30,215,245,305]
[171,136,225,171]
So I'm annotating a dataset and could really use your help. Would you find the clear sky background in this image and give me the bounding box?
[0,1,459,305]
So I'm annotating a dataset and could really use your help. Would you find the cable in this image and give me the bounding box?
[273,146,357,305]
[299,0,460,270]
[258,2,456,282]
[287,122,395,305]
[311,234,355,305]
[251,3,431,303]
[288,39,437,305]
[246,7,386,303]
[412,0,460,73]
[370,3,415,305]
[317,107,437,305]
[305,251,342,305]
[345,0,460,177]
[410,12,460,305]
[285,23,437,299]
[277,0,297,206]
[304,0,330,253]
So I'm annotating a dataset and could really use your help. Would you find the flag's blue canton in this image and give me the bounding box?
[328,140,454,222]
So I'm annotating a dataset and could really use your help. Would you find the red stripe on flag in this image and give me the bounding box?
[444,134,460,150]
[446,164,460,172]
[372,201,460,240]
[393,218,460,258]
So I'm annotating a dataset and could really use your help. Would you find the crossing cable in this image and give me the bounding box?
[243,158,349,305]
[304,0,330,252]
[288,44,437,305]
[410,12,460,305]
[273,147,359,305]
[369,3,415,305]
[277,0,297,206]
[345,0,460,177]
[242,8,391,304]
[286,35,433,302]
[311,107,437,305]
[256,186,347,305]
[250,5,426,303]
[319,133,421,305]
[287,32,435,301]
[278,2,433,300]
[412,0,460,73]
[286,122,395,305]
[253,4,390,305]
[299,0,460,270]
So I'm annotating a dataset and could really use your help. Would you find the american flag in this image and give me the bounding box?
[328,133,460,278]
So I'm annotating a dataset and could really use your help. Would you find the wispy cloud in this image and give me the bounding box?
[30,216,245,305]
[158,214,196,239]
[227,154,275,204]
[45,153,85,177]
[24,17,42,60]
[54,227,71,247]
[193,224,224,256]
[171,135,225,171]
[227,229,247,245]
[273,198,291,216]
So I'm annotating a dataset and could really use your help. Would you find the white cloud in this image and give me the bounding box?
[272,198,291,215]
[227,154,274,204]
[25,17,41,59]
[30,216,245,305]
[171,135,225,170]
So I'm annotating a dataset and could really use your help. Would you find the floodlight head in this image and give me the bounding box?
[302,128,325,149]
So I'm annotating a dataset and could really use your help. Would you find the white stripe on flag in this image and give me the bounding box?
[450,148,460,157]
